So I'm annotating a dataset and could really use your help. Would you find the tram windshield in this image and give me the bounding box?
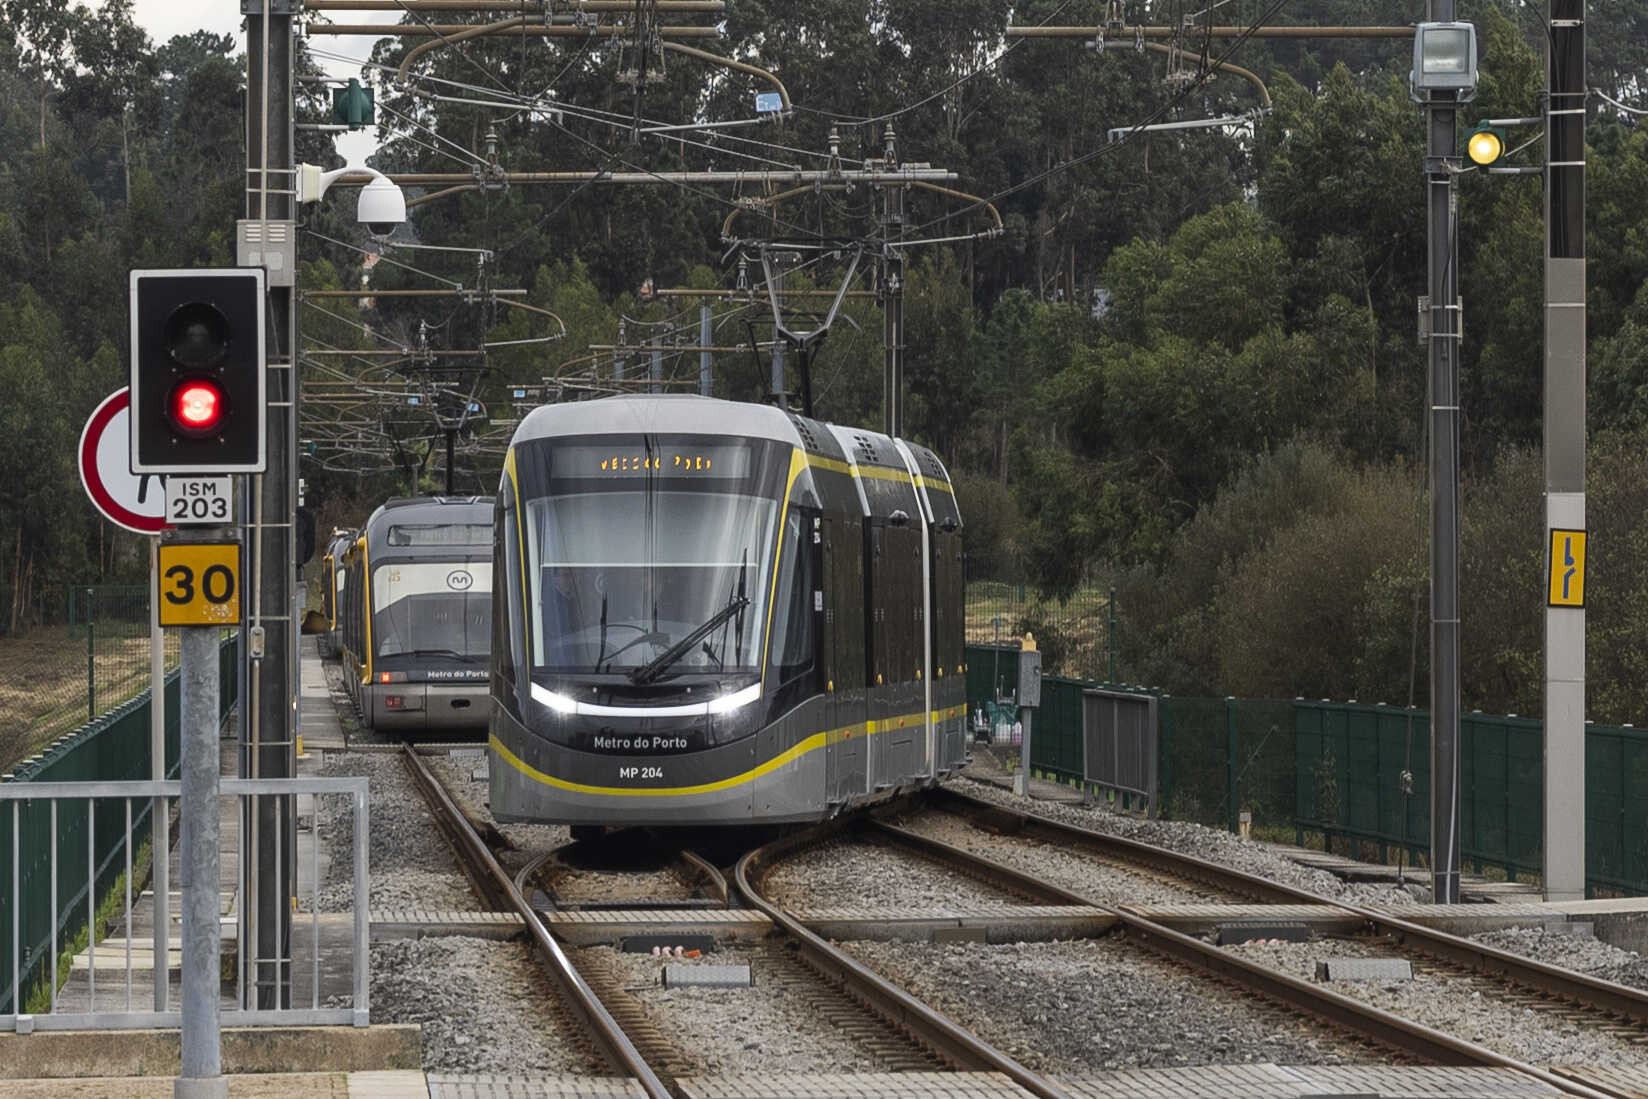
[372,561,492,661]
[518,436,786,678]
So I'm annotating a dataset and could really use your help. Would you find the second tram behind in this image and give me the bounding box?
[318,528,356,659]
[489,394,965,827]
[338,496,494,732]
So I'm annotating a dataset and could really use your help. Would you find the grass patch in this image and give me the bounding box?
[23,834,154,1015]
[0,627,180,774]
[965,578,1112,680]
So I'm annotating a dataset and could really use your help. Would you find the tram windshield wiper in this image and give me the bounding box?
[627,594,751,686]
[397,647,477,659]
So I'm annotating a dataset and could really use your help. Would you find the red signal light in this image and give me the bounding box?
[169,380,226,437]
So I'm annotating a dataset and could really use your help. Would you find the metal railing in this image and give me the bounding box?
[1082,687,1159,815]
[2,776,369,1031]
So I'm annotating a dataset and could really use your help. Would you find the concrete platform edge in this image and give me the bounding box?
[0,1024,422,1078]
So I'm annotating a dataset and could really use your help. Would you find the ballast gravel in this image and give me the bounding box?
[951,765,1427,906]
[589,944,884,1074]
[1229,936,1648,1066]
[842,938,1373,1073]
[889,807,1215,906]
[759,838,1025,910]
[371,936,592,1074]
[554,864,695,906]
[307,751,477,913]
[423,750,570,851]
[1472,926,1648,991]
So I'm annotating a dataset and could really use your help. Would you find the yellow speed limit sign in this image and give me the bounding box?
[157,543,242,626]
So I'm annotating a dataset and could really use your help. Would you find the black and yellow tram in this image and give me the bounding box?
[489,395,965,828]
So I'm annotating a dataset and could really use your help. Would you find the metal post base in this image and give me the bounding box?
[1013,771,1028,797]
[174,1077,228,1099]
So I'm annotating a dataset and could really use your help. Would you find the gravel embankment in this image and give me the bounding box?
[1471,926,1648,991]
[1228,936,1646,1066]
[890,807,1215,906]
[372,936,594,1074]
[760,838,1026,910]
[307,751,478,912]
[590,944,884,1074]
[423,751,570,851]
[952,759,1427,906]
[843,938,1374,1073]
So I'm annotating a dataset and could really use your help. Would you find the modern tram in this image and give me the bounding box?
[317,528,357,659]
[488,394,966,828]
[337,496,494,732]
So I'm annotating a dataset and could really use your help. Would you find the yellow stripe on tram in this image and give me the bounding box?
[493,704,955,797]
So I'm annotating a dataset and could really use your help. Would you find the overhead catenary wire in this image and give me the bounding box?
[906,0,1294,236]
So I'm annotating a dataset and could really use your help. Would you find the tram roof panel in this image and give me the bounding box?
[362,495,495,555]
[510,394,805,448]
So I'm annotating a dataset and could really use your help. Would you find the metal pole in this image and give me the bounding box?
[445,430,455,495]
[245,0,295,1008]
[699,306,712,396]
[86,588,95,720]
[1015,709,1032,796]
[1424,0,1463,903]
[150,540,168,1011]
[1107,587,1117,683]
[175,625,224,1099]
[1543,0,1587,902]
[1226,696,1239,833]
[881,127,905,438]
[650,336,663,395]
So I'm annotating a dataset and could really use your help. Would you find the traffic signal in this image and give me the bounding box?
[1466,123,1506,167]
[130,268,266,473]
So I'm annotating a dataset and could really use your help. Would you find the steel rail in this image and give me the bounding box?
[399,746,672,1097]
[930,786,1324,904]
[938,787,1648,1029]
[869,816,1617,1099]
[735,823,1075,1099]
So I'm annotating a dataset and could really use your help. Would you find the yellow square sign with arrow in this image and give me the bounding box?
[1547,529,1587,608]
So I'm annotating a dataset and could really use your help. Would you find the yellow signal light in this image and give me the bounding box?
[1466,127,1505,166]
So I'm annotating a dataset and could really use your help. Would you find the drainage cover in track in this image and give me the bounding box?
[662,963,752,988]
[1313,957,1413,982]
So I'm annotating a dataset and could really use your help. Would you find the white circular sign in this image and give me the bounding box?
[78,388,168,535]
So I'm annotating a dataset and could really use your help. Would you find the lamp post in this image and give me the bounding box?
[1411,18,1478,904]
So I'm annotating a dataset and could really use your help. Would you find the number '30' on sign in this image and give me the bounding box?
[156,543,242,627]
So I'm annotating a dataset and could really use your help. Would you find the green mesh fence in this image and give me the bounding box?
[969,646,1648,895]
[0,587,182,776]
[1294,702,1648,895]
[0,635,237,1012]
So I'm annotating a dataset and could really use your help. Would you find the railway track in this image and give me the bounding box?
[395,743,1645,1098]
[404,745,1055,1094]
[735,822,1075,1099]
[399,743,675,1099]
[889,787,1646,1099]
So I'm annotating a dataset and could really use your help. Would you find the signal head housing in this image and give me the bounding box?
[130,268,266,474]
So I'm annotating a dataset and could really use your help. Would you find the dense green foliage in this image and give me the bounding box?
[7,2,1648,720]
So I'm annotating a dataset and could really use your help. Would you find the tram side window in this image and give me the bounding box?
[493,506,514,687]
[769,510,815,684]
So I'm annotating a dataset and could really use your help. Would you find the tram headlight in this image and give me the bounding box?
[706,682,762,715]
[530,683,579,714]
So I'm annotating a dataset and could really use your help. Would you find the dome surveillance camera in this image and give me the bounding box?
[357,175,406,242]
